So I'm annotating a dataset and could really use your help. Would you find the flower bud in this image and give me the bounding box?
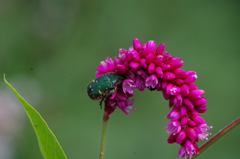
[133,38,142,51]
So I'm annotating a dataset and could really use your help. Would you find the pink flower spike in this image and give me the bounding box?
[91,39,211,158]
[145,40,156,54]
[133,38,142,51]
[156,43,165,55]
[148,63,156,74]
[176,130,187,144]
[186,127,197,142]
[129,61,140,70]
[166,109,180,120]
[145,74,158,88]
[122,79,136,94]
[166,121,181,134]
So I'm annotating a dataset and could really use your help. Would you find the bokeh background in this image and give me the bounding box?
[0,0,240,159]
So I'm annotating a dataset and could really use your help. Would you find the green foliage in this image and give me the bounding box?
[4,75,68,159]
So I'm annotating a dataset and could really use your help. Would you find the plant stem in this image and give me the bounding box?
[99,113,108,159]
[192,117,240,159]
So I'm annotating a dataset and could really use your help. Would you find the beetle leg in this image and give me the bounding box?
[99,98,104,109]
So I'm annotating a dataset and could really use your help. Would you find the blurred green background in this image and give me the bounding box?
[0,0,239,159]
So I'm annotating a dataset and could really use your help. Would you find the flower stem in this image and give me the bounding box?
[99,112,109,159]
[192,117,240,159]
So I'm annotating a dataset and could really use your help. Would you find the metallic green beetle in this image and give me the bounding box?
[87,72,123,107]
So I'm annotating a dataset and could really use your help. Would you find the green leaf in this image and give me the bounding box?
[4,74,68,159]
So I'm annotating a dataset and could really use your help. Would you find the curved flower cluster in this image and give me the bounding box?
[95,38,212,158]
